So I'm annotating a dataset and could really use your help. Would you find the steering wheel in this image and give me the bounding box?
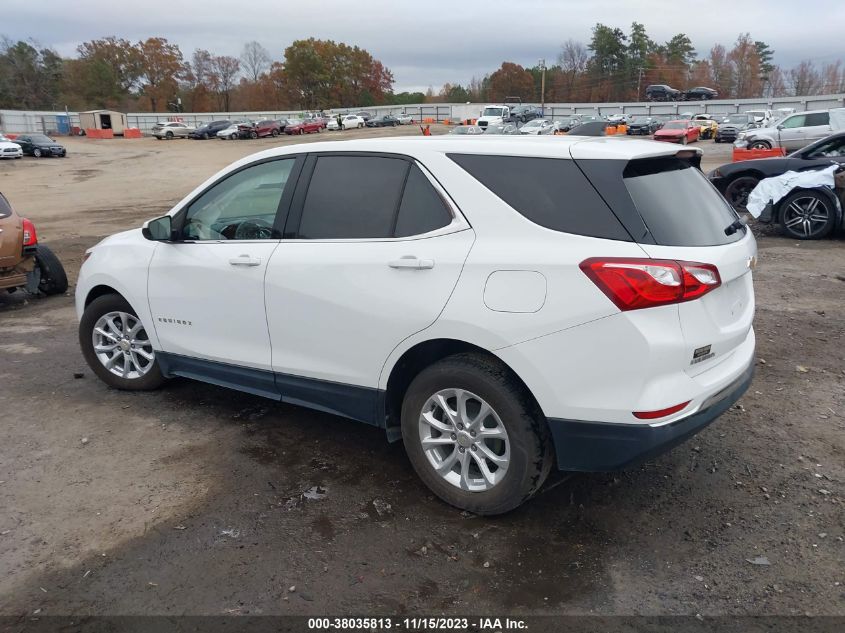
[234,218,275,240]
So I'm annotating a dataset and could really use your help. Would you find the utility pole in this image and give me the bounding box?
[637,67,645,102]
[539,58,546,116]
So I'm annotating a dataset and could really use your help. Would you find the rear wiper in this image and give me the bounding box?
[724,218,747,236]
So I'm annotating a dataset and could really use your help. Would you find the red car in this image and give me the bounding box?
[238,119,282,139]
[284,118,322,135]
[653,120,700,144]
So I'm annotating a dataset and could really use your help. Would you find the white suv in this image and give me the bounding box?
[76,137,757,515]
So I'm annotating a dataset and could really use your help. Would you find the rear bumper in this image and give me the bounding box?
[547,361,754,471]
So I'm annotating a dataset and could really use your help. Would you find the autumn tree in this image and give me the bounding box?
[728,33,762,98]
[76,36,142,102]
[487,62,534,102]
[789,60,823,96]
[137,37,185,111]
[211,55,240,111]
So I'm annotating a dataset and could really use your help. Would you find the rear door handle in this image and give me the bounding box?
[229,254,262,267]
[388,256,434,270]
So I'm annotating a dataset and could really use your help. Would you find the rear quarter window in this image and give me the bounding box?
[447,154,631,241]
[0,194,11,219]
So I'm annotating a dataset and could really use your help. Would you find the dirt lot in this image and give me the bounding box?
[0,128,843,619]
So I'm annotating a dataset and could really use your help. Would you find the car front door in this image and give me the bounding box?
[147,156,302,385]
[777,114,808,150]
[264,153,474,420]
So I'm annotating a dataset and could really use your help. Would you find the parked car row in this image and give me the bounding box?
[0,132,66,158]
[645,84,719,101]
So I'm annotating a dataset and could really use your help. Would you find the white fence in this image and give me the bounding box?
[3,93,845,135]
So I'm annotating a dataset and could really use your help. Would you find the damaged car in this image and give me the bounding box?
[0,192,68,296]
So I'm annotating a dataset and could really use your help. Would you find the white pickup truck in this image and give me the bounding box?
[476,105,512,129]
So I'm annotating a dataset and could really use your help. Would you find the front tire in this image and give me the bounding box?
[33,148,42,157]
[401,353,553,515]
[34,244,68,295]
[749,140,772,150]
[165,131,173,140]
[80,294,165,391]
[779,190,836,240]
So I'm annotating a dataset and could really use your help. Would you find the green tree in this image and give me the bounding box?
[0,39,63,109]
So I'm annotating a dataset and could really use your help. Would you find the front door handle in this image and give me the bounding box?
[229,254,262,267]
[388,256,434,270]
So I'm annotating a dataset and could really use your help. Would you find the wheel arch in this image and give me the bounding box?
[381,338,543,441]
[84,283,124,308]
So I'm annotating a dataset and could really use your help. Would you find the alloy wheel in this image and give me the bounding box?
[418,389,510,492]
[91,311,155,379]
[782,195,832,238]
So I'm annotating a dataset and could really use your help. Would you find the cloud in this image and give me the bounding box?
[3,0,844,91]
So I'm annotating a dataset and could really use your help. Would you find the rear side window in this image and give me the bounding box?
[298,156,407,239]
[623,157,743,246]
[447,154,630,240]
[805,112,830,127]
[0,194,11,219]
[395,166,452,237]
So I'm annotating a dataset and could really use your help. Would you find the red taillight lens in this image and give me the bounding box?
[580,257,721,311]
[633,401,691,420]
[22,218,37,246]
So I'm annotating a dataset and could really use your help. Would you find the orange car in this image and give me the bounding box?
[0,192,67,295]
[653,119,700,145]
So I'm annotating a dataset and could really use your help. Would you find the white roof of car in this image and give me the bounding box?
[247,136,701,161]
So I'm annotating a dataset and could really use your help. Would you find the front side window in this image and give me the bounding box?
[805,136,845,158]
[781,115,806,129]
[181,159,294,240]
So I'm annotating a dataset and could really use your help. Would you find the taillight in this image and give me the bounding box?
[22,218,37,246]
[580,257,721,311]
[633,401,691,420]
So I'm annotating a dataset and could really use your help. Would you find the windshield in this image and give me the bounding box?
[723,115,748,124]
[482,107,505,117]
[630,117,650,124]
[31,134,54,143]
[663,122,685,130]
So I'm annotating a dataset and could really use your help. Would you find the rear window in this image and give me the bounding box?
[0,194,11,219]
[447,154,630,241]
[622,157,743,246]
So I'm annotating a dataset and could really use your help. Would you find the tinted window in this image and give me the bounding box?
[395,165,453,237]
[805,112,830,127]
[0,194,11,219]
[623,157,743,246]
[182,159,293,240]
[447,154,630,240]
[298,156,408,239]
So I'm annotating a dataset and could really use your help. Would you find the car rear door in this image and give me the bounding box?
[264,152,474,412]
[802,112,832,145]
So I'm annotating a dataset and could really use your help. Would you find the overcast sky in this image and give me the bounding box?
[4,0,845,91]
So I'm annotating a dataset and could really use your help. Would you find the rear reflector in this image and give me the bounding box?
[579,257,721,311]
[633,401,691,420]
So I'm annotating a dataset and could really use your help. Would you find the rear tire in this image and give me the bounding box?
[778,190,836,240]
[401,353,553,515]
[34,244,68,295]
[79,294,165,391]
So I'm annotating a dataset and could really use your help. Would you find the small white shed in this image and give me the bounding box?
[79,110,128,135]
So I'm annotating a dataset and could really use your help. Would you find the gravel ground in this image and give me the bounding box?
[0,128,843,619]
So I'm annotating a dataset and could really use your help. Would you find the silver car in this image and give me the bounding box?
[737,109,839,150]
[152,121,195,140]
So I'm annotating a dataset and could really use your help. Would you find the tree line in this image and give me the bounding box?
[1,25,843,114]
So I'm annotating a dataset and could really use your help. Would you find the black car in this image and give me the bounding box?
[714,113,757,144]
[366,115,400,128]
[567,121,607,136]
[356,111,373,121]
[684,86,718,100]
[645,84,681,101]
[189,120,231,139]
[14,134,66,158]
[709,131,845,211]
[626,115,661,135]
[511,105,542,123]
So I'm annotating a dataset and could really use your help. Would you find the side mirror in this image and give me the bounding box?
[142,215,173,241]
[777,124,784,130]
